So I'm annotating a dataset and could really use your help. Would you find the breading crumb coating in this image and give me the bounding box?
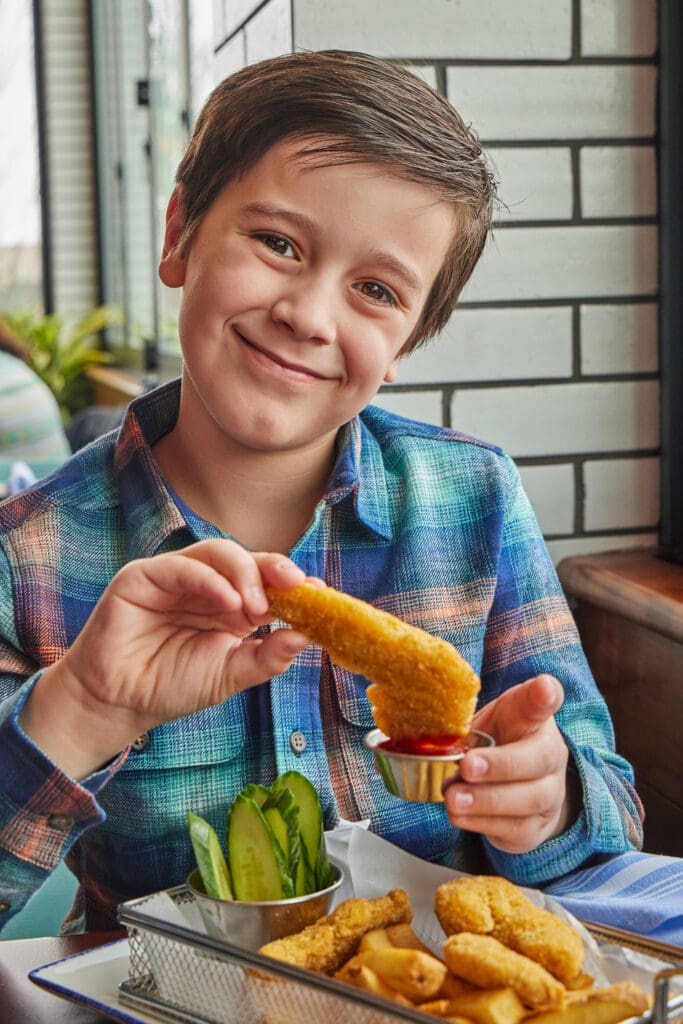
[443,932,567,1010]
[435,875,585,984]
[259,889,413,975]
[266,582,480,739]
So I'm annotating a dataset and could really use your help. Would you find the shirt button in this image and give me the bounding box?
[289,730,307,755]
[0,901,10,913]
[131,732,150,752]
[48,814,74,831]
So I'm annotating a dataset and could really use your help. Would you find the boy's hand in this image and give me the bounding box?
[442,675,577,853]
[20,539,310,779]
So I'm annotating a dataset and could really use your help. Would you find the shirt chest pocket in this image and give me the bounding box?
[329,662,376,730]
[118,695,247,772]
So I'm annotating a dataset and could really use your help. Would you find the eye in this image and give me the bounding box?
[254,233,297,259]
[354,280,399,308]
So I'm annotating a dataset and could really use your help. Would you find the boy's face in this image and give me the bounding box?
[159,138,454,461]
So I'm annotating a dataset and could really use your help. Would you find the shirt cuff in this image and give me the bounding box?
[0,673,130,872]
[481,738,639,887]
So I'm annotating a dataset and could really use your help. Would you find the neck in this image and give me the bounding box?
[153,419,337,554]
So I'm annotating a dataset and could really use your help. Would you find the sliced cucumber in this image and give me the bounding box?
[226,794,294,901]
[271,770,332,891]
[241,782,271,808]
[186,810,233,900]
[261,785,302,891]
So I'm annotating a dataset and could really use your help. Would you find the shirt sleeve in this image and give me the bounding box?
[0,673,131,930]
[477,454,644,886]
[0,536,129,929]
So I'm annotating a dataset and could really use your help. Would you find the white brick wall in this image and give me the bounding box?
[581,0,657,58]
[294,0,572,59]
[449,380,659,458]
[210,0,660,558]
[213,0,292,78]
[399,307,573,384]
[445,65,656,140]
[580,146,657,218]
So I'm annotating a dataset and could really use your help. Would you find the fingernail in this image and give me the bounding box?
[468,755,488,779]
[452,790,474,812]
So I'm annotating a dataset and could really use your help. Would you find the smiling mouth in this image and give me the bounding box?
[236,330,330,380]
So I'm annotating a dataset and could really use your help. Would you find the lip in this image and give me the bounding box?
[235,329,331,381]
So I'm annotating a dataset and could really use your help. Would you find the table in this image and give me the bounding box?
[0,931,125,1023]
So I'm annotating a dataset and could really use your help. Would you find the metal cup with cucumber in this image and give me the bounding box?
[187,770,335,903]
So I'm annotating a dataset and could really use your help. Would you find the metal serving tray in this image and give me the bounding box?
[117,884,683,1024]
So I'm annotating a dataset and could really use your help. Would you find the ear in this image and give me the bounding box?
[383,355,402,384]
[158,187,188,288]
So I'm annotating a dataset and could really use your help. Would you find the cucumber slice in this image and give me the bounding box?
[226,794,294,901]
[186,811,233,900]
[261,785,302,891]
[271,770,332,892]
[241,782,271,808]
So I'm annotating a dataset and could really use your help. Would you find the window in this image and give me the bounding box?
[0,0,42,311]
[91,0,191,371]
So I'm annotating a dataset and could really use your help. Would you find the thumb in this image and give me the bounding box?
[474,674,564,745]
[220,628,310,696]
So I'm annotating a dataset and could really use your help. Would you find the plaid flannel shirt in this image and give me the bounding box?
[0,379,643,932]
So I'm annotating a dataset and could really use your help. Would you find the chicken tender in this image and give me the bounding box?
[266,582,480,740]
[435,875,584,985]
[443,932,567,1010]
[258,889,412,975]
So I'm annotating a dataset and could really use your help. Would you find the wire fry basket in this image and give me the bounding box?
[118,884,683,1024]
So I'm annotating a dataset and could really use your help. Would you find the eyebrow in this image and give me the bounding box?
[241,201,423,295]
[241,201,316,236]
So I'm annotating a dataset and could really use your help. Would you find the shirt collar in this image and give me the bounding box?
[114,379,191,559]
[114,382,394,555]
[325,409,393,541]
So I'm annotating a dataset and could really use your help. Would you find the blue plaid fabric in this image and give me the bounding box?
[0,379,643,933]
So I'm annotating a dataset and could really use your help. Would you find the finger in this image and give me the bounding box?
[472,675,564,747]
[115,552,246,615]
[445,772,564,823]
[180,540,305,618]
[458,720,568,785]
[444,778,566,852]
[447,806,554,854]
[221,628,310,692]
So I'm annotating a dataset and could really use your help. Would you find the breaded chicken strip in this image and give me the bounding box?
[443,932,567,1010]
[259,889,413,975]
[435,875,584,985]
[266,582,480,740]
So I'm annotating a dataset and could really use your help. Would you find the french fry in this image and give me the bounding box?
[441,986,527,1024]
[416,998,479,1020]
[385,922,436,954]
[525,981,650,1024]
[358,927,395,953]
[437,972,478,999]
[348,947,447,1001]
[334,961,413,1006]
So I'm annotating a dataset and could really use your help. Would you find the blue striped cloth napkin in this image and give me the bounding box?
[544,851,683,948]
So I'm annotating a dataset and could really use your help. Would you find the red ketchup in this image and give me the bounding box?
[378,734,469,756]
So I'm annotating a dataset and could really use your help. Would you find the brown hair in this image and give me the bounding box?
[175,49,497,353]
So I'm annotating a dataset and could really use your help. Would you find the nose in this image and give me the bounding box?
[270,272,337,345]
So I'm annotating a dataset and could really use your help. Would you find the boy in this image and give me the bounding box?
[0,50,643,934]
